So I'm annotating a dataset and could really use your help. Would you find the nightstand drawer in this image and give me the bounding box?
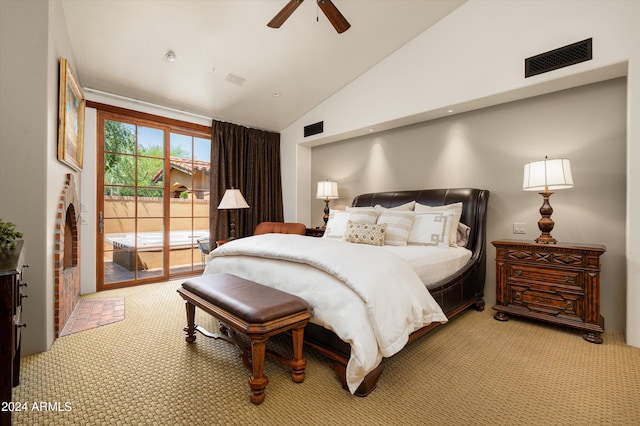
[508,264,581,288]
[506,280,584,319]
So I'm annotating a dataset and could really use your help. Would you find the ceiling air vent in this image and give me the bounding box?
[525,38,592,78]
[304,121,324,137]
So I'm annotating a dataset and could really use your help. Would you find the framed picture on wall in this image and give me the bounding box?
[57,57,85,171]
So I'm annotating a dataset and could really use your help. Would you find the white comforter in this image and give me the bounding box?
[203,234,448,393]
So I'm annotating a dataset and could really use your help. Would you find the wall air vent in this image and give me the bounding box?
[525,38,592,78]
[304,121,324,137]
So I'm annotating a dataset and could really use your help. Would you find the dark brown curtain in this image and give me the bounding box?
[209,120,284,242]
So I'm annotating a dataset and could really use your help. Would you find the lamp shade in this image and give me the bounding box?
[217,188,249,209]
[523,158,573,192]
[316,181,339,200]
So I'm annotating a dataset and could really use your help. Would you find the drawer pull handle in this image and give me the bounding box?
[565,276,571,282]
[20,282,28,287]
[21,294,28,301]
[515,270,522,276]
[17,323,27,328]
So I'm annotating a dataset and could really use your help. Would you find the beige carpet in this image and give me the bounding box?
[12,280,640,425]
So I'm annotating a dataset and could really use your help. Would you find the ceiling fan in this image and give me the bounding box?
[267,0,351,34]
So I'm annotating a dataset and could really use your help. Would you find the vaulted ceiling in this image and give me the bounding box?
[61,0,465,131]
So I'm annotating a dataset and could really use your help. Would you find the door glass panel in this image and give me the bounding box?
[103,218,136,284]
[137,190,163,218]
[104,154,136,187]
[104,120,135,154]
[138,126,164,157]
[104,189,135,218]
[137,248,165,280]
[138,157,164,188]
[169,217,196,274]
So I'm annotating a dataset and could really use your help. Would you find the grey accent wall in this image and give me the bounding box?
[311,78,626,331]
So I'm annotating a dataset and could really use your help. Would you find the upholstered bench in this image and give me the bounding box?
[177,273,312,404]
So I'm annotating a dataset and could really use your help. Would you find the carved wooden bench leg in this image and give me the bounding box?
[249,339,269,405]
[290,326,307,383]
[183,301,196,343]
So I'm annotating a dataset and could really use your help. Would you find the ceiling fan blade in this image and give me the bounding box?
[267,0,304,28]
[317,0,351,34]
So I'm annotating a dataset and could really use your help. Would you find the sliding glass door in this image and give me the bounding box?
[97,109,210,289]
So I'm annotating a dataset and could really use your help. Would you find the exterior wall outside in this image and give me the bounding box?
[104,197,209,233]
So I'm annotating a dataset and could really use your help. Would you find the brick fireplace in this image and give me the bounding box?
[54,173,81,337]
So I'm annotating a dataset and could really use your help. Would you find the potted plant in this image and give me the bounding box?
[0,218,23,251]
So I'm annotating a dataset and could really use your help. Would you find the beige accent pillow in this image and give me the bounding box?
[345,221,387,246]
[414,202,462,247]
[407,212,452,247]
[376,210,415,246]
[323,210,350,240]
[346,207,380,224]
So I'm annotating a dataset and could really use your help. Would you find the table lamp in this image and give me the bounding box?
[217,188,249,240]
[316,181,339,228]
[523,157,573,244]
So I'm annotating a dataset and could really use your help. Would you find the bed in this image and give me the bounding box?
[204,188,490,396]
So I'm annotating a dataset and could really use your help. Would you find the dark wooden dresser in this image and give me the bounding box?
[492,239,605,343]
[1,240,27,426]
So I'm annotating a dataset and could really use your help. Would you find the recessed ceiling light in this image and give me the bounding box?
[165,50,177,62]
[209,67,216,74]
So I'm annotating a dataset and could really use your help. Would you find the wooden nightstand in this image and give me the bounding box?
[492,240,606,343]
[305,227,325,237]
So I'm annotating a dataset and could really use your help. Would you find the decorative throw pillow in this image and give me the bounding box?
[457,222,471,247]
[407,212,451,247]
[376,210,415,246]
[414,202,463,247]
[345,221,387,246]
[323,210,350,240]
[346,207,380,224]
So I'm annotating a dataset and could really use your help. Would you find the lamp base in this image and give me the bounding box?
[322,199,330,229]
[535,233,557,244]
[535,191,557,244]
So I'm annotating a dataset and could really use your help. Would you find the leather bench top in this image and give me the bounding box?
[182,273,311,323]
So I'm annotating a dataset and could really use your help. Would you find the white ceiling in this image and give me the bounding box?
[60,0,466,132]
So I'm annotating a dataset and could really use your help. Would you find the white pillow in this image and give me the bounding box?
[346,207,380,224]
[377,210,415,246]
[414,202,462,247]
[323,210,350,240]
[374,201,416,211]
[407,211,452,247]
